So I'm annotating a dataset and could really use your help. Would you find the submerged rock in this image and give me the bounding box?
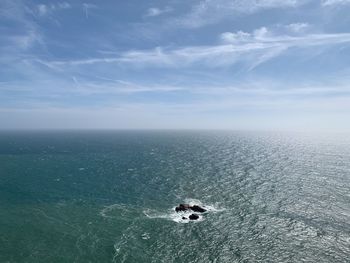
[189,214,199,220]
[175,204,207,213]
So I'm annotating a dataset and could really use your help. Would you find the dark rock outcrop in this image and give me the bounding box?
[175,204,191,212]
[175,204,207,213]
[189,214,199,220]
[191,205,207,213]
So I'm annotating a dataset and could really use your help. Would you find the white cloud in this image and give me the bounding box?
[322,0,350,6]
[57,2,71,9]
[36,2,71,16]
[286,23,310,33]
[220,25,305,43]
[220,27,271,43]
[253,27,270,39]
[220,31,251,43]
[176,0,309,28]
[145,7,172,17]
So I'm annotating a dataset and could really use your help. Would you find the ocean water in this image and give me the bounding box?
[0,130,350,263]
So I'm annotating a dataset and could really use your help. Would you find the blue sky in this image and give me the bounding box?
[1,0,350,131]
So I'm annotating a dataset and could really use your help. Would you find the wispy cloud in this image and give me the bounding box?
[44,29,350,70]
[1,0,350,131]
[322,0,350,6]
[82,3,97,18]
[285,22,310,33]
[3,71,350,110]
[64,77,185,95]
[10,30,40,50]
[0,0,42,54]
[145,7,172,17]
[174,0,309,28]
[36,2,71,16]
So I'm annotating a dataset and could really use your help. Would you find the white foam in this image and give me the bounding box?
[141,232,150,240]
[143,199,225,223]
[184,198,226,213]
[100,204,118,218]
[143,208,203,223]
[100,204,133,219]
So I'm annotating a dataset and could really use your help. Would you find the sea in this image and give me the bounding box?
[0,130,349,262]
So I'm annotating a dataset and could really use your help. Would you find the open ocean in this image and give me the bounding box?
[0,130,349,263]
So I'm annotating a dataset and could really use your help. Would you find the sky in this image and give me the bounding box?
[1,0,350,131]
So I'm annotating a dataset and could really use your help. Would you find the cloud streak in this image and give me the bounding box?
[322,0,350,6]
[174,0,310,28]
[45,30,350,70]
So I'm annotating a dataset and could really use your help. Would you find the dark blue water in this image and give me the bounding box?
[0,131,349,262]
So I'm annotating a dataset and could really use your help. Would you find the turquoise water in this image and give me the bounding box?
[0,131,350,262]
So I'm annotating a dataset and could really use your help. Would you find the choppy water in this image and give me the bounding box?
[0,131,350,262]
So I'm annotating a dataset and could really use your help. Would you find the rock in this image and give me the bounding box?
[191,205,207,213]
[175,204,207,213]
[189,214,199,220]
[175,204,191,212]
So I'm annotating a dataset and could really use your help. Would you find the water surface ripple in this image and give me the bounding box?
[0,131,349,262]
